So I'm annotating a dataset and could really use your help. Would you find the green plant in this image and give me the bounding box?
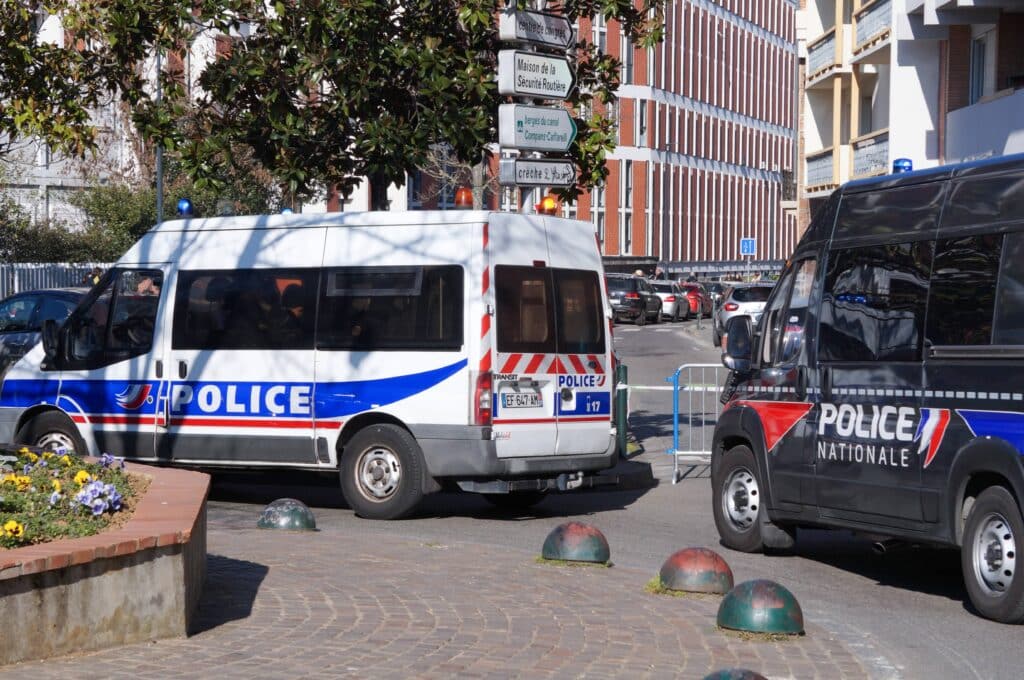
[0,448,136,549]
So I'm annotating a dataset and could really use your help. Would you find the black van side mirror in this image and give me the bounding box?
[41,319,61,368]
[722,316,753,372]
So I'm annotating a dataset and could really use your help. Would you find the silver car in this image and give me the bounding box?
[649,281,685,322]
[712,283,775,347]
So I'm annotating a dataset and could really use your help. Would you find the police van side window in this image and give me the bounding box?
[495,266,556,354]
[819,241,933,362]
[172,269,317,350]
[67,269,164,367]
[316,266,463,351]
[993,232,1024,344]
[926,234,1002,345]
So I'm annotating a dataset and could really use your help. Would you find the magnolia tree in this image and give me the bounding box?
[1,0,664,205]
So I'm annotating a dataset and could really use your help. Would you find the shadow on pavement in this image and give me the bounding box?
[190,555,269,635]
[783,528,966,603]
[207,466,657,520]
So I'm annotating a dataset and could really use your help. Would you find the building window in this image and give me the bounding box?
[621,34,634,84]
[591,184,606,249]
[593,14,607,55]
[501,186,518,213]
[620,161,633,254]
[636,100,648,147]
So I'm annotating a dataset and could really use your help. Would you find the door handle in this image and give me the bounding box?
[155,360,163,379]
[821,366,832,402]
[795,366,807,400]
[178,361,188,379]
[560,387,574,401]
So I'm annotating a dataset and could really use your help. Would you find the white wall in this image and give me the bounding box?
[946,88,1024,162]
[887,38,941,170]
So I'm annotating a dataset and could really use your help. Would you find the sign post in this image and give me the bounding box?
[495,7,578,204]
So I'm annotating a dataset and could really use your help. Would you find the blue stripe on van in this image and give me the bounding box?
[958,410,1024,453]
[0,359,468,421]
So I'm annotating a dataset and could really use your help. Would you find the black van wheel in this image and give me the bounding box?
[961,486,1024,623]
[340,424,425,520]
[635,309,646,326]
[16,412,87,455]
[712,445,764,553]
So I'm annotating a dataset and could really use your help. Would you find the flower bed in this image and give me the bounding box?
[1,448,138,550]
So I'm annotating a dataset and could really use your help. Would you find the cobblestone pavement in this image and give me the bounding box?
[3,519,869,679]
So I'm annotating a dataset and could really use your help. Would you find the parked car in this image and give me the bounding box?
[705,281,727,307]
[680,283,713,319]
[712,282,774,346]
[650,281,685,322]
[0,287,90,376]
[606,274,662,325]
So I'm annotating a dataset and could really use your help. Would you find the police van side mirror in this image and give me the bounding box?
[722,316,753,372]
[40,319,61,368]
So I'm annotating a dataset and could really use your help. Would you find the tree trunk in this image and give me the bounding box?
[370,172,390,211]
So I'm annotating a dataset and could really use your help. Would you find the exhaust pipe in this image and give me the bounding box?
[872,539,909,555]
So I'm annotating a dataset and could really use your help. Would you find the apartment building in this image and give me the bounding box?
[799,0,1024,221]
[561,1,802,276]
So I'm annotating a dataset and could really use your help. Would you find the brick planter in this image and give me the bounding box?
[0,463,209,665]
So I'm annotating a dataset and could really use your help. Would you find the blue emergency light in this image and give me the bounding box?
[893,158,913,173]
[176,198,194,216]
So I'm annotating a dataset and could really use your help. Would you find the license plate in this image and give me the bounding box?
[501,392,542,408]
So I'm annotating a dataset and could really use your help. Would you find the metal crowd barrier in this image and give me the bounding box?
[665,363,728,483]
[0,262,112,299]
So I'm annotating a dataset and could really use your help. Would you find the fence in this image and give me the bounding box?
[615,362,730,484]
[0,263,113,299]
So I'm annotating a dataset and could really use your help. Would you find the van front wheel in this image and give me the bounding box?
[16,412,87,455]
[341,425,425,520]
[712,445,764,553]
[962,486,1024,623]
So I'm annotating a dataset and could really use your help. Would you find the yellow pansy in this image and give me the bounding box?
[74,470,92,486]
[25,452,39,463]
[17,447,29,455]
[52,479,62,493]
[59,455,73,467]
[41,451,54,460]
[14,476,30,491]
[3,520,24,538]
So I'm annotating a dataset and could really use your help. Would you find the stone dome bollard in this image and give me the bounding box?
[659,547,734,594]
[716,579,804,635]
[257,498,317,530]
[541,521,610,563]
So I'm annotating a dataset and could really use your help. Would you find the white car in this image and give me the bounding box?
[650,281,685,322]
[713,283,775,346]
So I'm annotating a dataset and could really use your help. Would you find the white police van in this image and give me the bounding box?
[715,153,1024,622]
[0,211,616,519]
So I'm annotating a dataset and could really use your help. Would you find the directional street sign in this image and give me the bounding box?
[740,237,757,256]
[497,50,575,100]
[498,104,577,153]
[498,8,575,50]
[499,158,576,187]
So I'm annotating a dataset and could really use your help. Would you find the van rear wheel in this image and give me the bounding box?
[341,424,425,520]
[16,412,87,455]
[962,486,1024,623]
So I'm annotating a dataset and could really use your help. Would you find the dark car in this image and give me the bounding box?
[0,288,89,376]
[606,274,662,326]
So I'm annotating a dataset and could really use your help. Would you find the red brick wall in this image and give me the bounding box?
[997,14,1024,91]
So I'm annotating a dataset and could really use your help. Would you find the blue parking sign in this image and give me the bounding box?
[740,238,756,256]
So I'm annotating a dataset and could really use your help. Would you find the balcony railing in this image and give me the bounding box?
[855,0,891,51]
[806,148,835,187]
[852,129,889,178]
[807,28,837,79]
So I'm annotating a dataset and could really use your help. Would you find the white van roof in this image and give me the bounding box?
[150,210,508,233]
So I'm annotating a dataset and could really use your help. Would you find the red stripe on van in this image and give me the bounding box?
[479,349,491,373]
[480,313,490,338]
[550,357,566,374]
[524,354,545,373]
[71,414,89,424]
[588,355,604,374]
[168,417,317,429]
[569,355,587,374]
[482,266,490,296]
[501,354,523,373]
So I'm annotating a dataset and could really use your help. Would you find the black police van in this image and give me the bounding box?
[714,153,1024,623]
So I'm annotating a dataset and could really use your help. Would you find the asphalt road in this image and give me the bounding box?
[207,315,1021,679]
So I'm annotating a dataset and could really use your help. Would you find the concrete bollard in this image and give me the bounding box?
[541,522,611,564]
[257,498,317,530]
[717,579,804,635]
[659,547,734,594]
